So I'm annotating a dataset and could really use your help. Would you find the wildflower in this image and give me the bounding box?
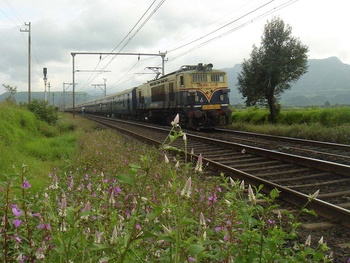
[164,154,169,164]
[277,210,282,220]
[195,154,203,173]
[267,219,276,225]
[310,189,320,200]
[94,231,104,244]
[35,247,45,259]
[37,224,51,230]
[248,185,257,205]
[12,204,22,217]
[239,180,245,190]
[214,226,221,233]
[318,236,324,245]
[110,226,118,244]
[16,253,27,263]
[59,221,67,232]
[180,177,192,197]
[183,133,187,141]
[13,219,22,228]
[188,257,195,262]
[99,257,109,263]
[82,201,91,212]
[305,235,312,246]
[58,193,67,217]
[13,234,22,243]
[22,180,31,189]
[229,177,236,187]
[199,212,206,227]
[162,224,172,235]
[171,114,180,127]
[135,223,141,230]
[50,175,59,189]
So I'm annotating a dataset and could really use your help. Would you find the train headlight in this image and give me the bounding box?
[220,95,224,101]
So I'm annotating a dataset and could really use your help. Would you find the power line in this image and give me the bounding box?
[167,0,298,61]
[79,0,166,91]
[2,0,24,27]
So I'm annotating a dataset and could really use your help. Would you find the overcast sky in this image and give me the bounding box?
[1,0,349,95]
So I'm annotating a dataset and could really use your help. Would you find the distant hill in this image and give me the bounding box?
[225,56,350,106]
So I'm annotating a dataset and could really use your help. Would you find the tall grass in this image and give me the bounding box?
[0,103,97,192]
[230,107,350,144]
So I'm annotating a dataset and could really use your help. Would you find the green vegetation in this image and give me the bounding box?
[230,107,350,144]
[0,102,96,192]
[0,104,335,262]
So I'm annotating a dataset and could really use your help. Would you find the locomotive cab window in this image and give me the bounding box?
[192,74,207,83]
[211,73,225,82]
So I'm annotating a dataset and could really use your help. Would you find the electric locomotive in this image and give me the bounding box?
[137,63,231,129]
[74,63,231,129]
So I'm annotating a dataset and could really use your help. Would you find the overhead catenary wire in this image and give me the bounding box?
[167,0,298,62]
[78,0,166,91]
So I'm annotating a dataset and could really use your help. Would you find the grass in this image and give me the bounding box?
[230,106,350,144]
[0,103,340,262]
[0,103,99,192]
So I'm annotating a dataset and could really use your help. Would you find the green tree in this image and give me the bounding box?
[237,17,309,122]
[2,84,17,103]
[27,99,58,125]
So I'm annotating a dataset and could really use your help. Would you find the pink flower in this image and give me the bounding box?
[22,180,31,189]
[13,219,22,228]
[12,204,22,217]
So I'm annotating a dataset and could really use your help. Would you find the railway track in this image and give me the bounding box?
[85,115,350,260]
[214,128,350,166]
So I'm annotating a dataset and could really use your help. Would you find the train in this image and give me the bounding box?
[70,63,231,129]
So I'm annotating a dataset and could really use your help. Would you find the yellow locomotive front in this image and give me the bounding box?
[176,63,231,128]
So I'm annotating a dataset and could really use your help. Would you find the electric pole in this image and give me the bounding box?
[20,22,31,103]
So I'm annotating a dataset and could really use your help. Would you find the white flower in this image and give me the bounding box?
[229,178,236,187]
[277,210,282,220]
[195,154,203,173]
[318,236,324,245]
[199,212,206,227]
[239,180,245,190]
[171,114,180,127]
[305,235,311,246]
[248,185,257,205]
[181,177,192,197]
[164,154,169,164]
[310,189,320,200]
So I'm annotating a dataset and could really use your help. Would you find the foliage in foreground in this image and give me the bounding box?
[1,116,333,262]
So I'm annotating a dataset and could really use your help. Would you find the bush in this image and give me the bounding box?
[27,99,58,125]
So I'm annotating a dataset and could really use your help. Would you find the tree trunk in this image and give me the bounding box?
[267,95,277,123]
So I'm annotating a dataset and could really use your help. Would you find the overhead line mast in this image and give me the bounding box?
[71,51,167,116]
